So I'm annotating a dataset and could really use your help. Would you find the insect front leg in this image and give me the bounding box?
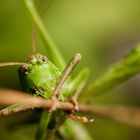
[50,53,82,111]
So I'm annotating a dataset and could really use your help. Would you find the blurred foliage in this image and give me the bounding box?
[0,0,140,140]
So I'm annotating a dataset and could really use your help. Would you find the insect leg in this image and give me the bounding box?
[67,68,90,111]
[65,69,93,123]
[70,81,86,111]
[50,53,81,111]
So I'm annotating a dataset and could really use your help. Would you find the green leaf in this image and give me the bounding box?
[60,119,93,140]
[81,44,140,99]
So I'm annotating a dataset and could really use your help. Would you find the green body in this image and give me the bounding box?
[19,53,65,101]
[19,53,89,101]
[18,53,68,140]
[19,54,61,99]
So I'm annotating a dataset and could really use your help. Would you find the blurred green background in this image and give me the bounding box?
[0,0,140,140]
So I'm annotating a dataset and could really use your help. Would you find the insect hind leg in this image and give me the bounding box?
[68,68,90,111]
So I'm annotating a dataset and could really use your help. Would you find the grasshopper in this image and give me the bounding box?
[0,1,92,139]
[0,31,90,140]
[0,34,91,140]
[0,28,90,112]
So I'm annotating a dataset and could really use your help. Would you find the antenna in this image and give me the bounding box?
[31,0,54,55]
[32,25,36,54]
[0,62,26,67]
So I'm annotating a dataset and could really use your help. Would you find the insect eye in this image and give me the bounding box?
[41,56,47,62]
[36,54,48,64]
[21,64,29,75]
[40,56,47,63]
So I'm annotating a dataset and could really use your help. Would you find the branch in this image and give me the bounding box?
[0,89,140,127]
[0,88,33,105]
[0,88,93,140]
[80,104,140,127]
[0,95,74,116]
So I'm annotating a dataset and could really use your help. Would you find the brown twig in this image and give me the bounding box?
[0,88,140,127]
[0,96,74,116]
[53,53,81,97]
[0,88,33,105]
[79,104,140,127]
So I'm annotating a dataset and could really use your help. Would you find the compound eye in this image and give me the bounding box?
[21,64,29,75]
[41,56,47,62]
[38,55,48,64]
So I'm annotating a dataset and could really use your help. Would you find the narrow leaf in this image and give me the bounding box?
[60,120,93,140]
[81,45,140,99]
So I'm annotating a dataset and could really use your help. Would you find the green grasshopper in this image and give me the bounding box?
[0,1,92,139]
[0,36,90,140]
[0,26,90,113]
[0,51,93,139]
[0,31,90,140]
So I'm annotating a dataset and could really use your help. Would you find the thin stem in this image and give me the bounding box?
[53,53,81,97]
[0,96,74,116]
[79,104,140,127]
[71,79,87,102]
[35,112,52,140]
[70,81,86,111]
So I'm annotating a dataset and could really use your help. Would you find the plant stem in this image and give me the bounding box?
[61,120,94,140]
[35,112,52,140]
[80,104,140,127]
[1,89,140,127]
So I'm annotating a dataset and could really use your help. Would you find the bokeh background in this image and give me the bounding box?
[0,0,140,140]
